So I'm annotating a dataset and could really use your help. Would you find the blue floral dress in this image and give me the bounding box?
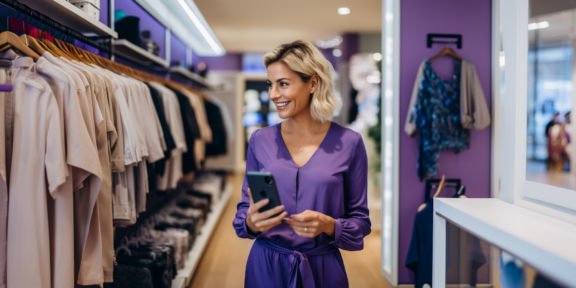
[409,60,469,181]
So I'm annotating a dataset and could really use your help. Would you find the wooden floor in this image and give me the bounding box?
[189,173,391,288]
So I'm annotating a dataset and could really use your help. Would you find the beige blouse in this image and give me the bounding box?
[7,57,67,288]
[404,59,491,136]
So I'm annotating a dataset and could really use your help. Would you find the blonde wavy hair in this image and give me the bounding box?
[263,40,341,123]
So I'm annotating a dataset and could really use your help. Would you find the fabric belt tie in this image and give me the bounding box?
[257,238,338,288]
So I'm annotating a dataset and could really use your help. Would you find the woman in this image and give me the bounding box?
[233,40,371,288]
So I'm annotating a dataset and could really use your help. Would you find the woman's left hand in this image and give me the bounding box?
[285,210,335,238]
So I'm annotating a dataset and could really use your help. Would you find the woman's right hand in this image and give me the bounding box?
[245,188,287,234]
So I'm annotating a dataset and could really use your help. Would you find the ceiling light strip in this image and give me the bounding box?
[178,0,223,55]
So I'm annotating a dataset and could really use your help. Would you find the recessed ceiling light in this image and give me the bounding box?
[333,49,342,57]
[338,7,350,15]
[373,53,382,61]
[528,21,549,30]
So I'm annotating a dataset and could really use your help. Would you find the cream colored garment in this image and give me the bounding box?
[78,62,116,283]
[118,77,150,215]
[404,59,491,136]
[37,56,98,288]
[7,57,67,288]
[118,76,146,162]
[42,53,94,188]
[460,60,490,130]
[96,72,135,224]
[134,81,164,163]
[102,73,125,173]
[0,50,15,288]
[62,60,105,286]
[95,69,140,224]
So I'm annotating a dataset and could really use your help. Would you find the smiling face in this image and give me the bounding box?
[267,61,318,120]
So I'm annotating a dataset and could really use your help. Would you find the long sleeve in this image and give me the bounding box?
[233,129,261,239]
[404,61,425,136]
[330,132,371,251]
[460,60,490,130]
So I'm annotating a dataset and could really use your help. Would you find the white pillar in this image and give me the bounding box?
[432,207,446,288]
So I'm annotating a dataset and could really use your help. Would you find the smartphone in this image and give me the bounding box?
[246,172,282,215]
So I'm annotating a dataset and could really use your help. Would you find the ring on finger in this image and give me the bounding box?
[304,227,308,233]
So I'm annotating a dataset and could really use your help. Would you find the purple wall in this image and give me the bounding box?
[192,52,243,72]
[100,0,108,26]
[319,48,340,72]
[171,33,188,64]
[399,0,492,284]
[115,0,166,60]
[341,33,360,62]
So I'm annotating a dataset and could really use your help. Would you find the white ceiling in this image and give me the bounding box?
[193,0,382,53]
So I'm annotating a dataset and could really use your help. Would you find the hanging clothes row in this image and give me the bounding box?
[404,47,491,181]
[0,28,230,288]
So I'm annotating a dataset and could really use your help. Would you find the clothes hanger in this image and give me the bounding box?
[418,175,448,212]
[454,185,467,198]
[53,38,81,61]
[41,38,71,59]
[20,34,47,56]
[429,43,462,62]
[0,31,40,61]
[433,174,446,198]
[36,36,57,55]
[115,236,133,257]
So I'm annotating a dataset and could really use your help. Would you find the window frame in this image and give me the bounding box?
[497,0,576,223]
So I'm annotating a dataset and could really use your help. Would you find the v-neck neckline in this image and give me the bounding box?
[426,59,460,85]
[277,121,333,168]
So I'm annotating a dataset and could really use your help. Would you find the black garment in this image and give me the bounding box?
[145,83,175,176]
[348,88,359,124]
[104,264,153,288]
[204,101,227,156]
[167,87,202,174]
[115,16,141,46]
[146,161,157,193]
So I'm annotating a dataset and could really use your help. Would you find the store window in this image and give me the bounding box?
[526,3,576,190]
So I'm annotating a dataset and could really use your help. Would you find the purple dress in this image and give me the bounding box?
[233,122,371,288]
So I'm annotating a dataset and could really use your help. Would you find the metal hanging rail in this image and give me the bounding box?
[0,0,112,55]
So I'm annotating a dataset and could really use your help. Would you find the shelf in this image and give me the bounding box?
[113,39,169,68]
[170,277,185,288]
[174,181,233,286]
[169,66,210,88]
[17,0,117,38]
[434,198,576,288]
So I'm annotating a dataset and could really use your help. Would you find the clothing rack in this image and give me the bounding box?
[427,33,462,49]
[0,0,112,55]
[0,0,214,90]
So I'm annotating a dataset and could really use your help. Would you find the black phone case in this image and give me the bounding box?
[246,172,282,214]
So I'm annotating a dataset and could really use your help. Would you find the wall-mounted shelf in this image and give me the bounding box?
[17,0,117,38]
[174,182,232,286]
[169,66,209,88]
[113,39,169,68]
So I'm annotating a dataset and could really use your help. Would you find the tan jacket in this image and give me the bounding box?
[404,59,491,136]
